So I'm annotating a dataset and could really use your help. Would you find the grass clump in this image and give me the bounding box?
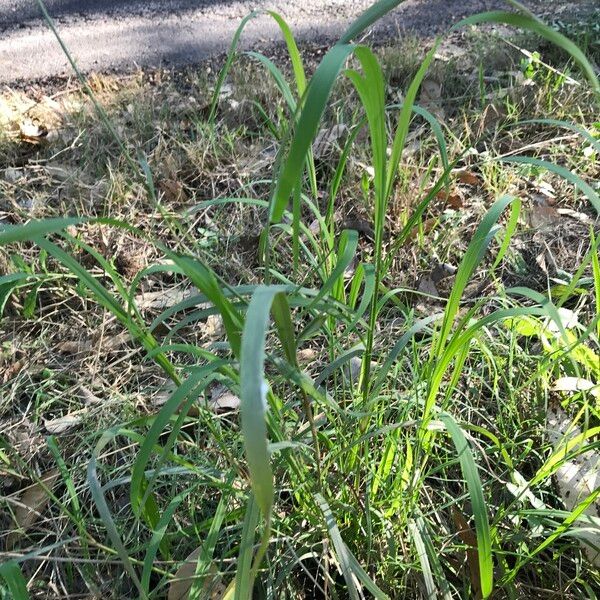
[1,1,599,598]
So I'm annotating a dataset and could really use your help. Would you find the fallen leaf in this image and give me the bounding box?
[454,170,481,187]
[205,314,224,341]
[168,549,226,600]
[312,124,348,159]
[209,385,240,412]
[78,386,103,405]
[556,208,591,223]
[547,404,600,566]
[297,348,318,364]
[452,507,482,600]
[6,468,60,550]
[553,377,599,399]
[19,118,48,143]
[135,287,196,311]
[43,412,86,434]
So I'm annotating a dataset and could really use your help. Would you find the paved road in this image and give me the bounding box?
[0,0,547,84]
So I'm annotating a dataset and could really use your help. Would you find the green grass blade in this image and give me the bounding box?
[241,286,290,515]
[434,195,516,358]
[308,229,358,309]
[88,427,146,598]
[386,43,439,198]
[452,11,599,97]
[166,254,244,358]
[0,217,84,244]
[339,0,404,44]
[591,229,600,339]
[245,51,297,111]
[186,488,231,599]
[491,198,521,272]
[502,156,600,214]
[141,491,186,594]
[439,413,493,598]
[0,561,29,600]
[270,43,355,223]
[509,119,600,151]
[267,11,306,95]
[271,292,297,365]
[315,493,360,600]
[408,519,436,600]
[234,495,260,600]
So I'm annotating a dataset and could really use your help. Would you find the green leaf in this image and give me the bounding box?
[0,561,29,600]
[453,12,599,97]
[240,286,290,515]
[439,414,493,598]
[270,43,356,223]
[234,495,260,600]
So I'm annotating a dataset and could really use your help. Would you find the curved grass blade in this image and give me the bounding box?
[0,217,84,245]
[439,413,493,598]
[130,363,224,518]
[270,43,356,223]
[408,520,436,600]
[433,195,517,358]
[0,561,29,600]
[245,52,297,111]
[240,286,290,515]
[339,0,405,44]
[88,426,146,598]
[208,10,307,122]
[308,229,358,310]
[166,254,244,358]
[234,495,260,600]
[508,119,599,151]
[141,491,187,594]
[315,493,389,600]
[501,156,600,215]
[452,12,599,96]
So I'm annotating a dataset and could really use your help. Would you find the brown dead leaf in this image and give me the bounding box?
[419,77,445,119]
[6,468,60,550]
[2,358,25,383]
[452,507,482,600]
[159,179,187,204]
[552,377,599,398]
[168,549,226,600]
[454,170,481,187]
[44,411,86,434]
[312,124,348,159]
[209,385,240,412]
[297,348,318,364]
[56,339,92,355]
[547,404,600,566]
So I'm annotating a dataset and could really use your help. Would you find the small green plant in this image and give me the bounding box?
[1,1,599,599]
